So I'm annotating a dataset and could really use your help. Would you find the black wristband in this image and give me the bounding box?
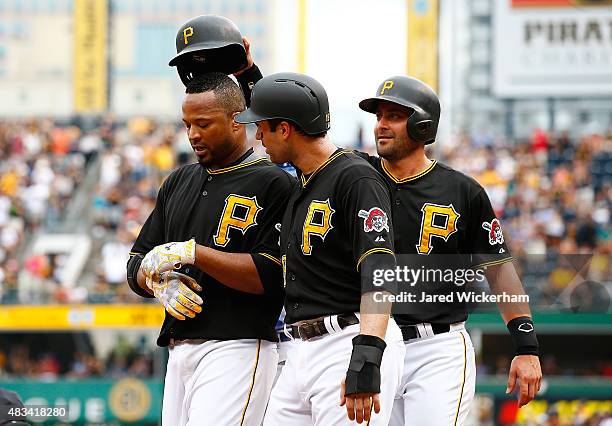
[352,334,387,351]
[126,253,153,298]
[507,316,539,356]
[236,64,263,107]
[344,335,386,396]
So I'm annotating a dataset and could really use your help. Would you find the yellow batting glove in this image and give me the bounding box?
[141,239,196,279]
[146,271,203,321]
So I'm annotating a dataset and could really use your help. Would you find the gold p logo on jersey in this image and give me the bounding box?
[302,199,335,255]
[380,80,394,95]
[214,194,262,247]
[183,27,194,44]
[416,203,460,254]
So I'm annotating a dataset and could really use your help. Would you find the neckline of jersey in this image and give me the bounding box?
[206,157,266,175]
[381,159,437,184]
[300,149,348,187]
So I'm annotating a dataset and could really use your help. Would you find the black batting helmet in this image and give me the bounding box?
[169,15,247,86]
[359,76,440,144]
[235,72,330,135]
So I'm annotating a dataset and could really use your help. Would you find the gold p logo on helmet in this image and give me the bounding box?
[183,27,194,45]
[380,80,394,95]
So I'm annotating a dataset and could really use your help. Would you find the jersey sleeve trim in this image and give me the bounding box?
[472,256,514,269]
[356,248,395,271]
[257,252,282,267]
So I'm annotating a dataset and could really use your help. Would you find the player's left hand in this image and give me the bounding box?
[506,354,542,407]
[233,37,254,76]
[147,271,203,321]
[141,239,196,280]
[340,379,380,424]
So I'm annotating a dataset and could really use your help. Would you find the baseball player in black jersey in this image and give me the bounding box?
[236,73,405,425]
[356,76,543,425]
[126,69,295,424]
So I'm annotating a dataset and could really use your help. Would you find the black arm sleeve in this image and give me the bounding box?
[235,64,263,107]
[251,254,283,295]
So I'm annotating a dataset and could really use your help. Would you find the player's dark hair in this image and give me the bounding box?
[267,118,327,139]
[185,72,246,113]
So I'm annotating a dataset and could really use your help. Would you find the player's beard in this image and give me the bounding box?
[195,136,237,168]
[376,133,420,162]
[195,149,214,167]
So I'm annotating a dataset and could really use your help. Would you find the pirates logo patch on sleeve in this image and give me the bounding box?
[358,207,389,233]
[482,218,504,245]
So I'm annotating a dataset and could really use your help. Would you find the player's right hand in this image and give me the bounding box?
[340,379,380,424]
[147,271,203,321]
[141,239,196,280]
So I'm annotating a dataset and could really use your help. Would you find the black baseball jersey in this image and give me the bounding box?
[127,149,296,346]
[357,153,513,325]
[281,149,396,324]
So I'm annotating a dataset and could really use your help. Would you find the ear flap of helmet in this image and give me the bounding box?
[407,108,438,144]
[177,62,195,86]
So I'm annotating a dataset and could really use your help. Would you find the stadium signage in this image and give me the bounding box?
[493,0,612,96]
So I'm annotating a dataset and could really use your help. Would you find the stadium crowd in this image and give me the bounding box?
[0,334,155,379]
[439,130,611,310]
[1,118,609,307]
[0,118,610,407]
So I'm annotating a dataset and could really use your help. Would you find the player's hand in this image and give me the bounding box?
[141,239,196,280]
[340,379,380,424]
[506,354,542,407]
[233,37,254,76]
[147,271,203,321]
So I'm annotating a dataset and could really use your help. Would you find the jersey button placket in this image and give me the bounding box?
[202,173,211,196]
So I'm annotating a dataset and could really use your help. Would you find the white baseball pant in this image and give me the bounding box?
[162,338,278,426]
[389,324,476,426]
[263,316,405,426]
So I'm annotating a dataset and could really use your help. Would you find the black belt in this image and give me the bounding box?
[399,323,451,341]
[168,338,207,348]
[285,313,360,341]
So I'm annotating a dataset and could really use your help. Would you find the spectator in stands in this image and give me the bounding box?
[1,118,609,307]
[100,227,131,287]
